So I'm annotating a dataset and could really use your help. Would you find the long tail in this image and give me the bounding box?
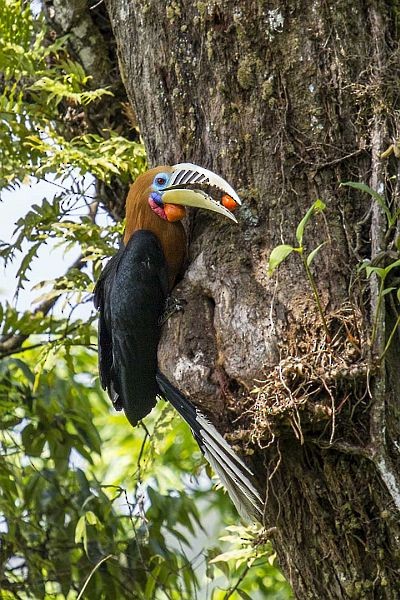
[156,371,264,523]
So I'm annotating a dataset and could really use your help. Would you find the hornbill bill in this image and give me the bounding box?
[94,163,263,522]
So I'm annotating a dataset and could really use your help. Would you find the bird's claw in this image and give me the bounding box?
[158,296,187,325]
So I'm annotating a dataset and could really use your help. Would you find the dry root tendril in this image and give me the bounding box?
[228,304,376,448]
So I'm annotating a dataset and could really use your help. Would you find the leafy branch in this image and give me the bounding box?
[0,254,85,356]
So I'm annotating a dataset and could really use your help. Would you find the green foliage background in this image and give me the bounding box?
[0,2,292,598]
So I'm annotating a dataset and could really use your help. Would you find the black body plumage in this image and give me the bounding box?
[94,230,169,426]
[94,230,264,522]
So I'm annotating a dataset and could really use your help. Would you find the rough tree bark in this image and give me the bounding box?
[98,1,399,598]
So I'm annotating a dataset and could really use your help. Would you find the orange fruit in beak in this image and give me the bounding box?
[222,194,238,211]
[164,203,187,222]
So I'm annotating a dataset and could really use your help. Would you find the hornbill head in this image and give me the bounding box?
[125,162,241,226]
[147,162,241,223]
[123,162,241,287]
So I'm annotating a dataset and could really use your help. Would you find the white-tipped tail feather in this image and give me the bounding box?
[156,371,264,522]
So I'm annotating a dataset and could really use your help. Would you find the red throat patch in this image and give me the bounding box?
[148,197,167,220]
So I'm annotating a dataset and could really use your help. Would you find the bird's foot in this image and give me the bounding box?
[158,296,187,325]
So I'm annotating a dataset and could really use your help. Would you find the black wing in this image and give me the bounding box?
[94,230,169,426]
[94,245,123,402]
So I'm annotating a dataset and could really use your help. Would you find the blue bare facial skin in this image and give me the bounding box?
[150,191,163,206]
[152,172,169,190]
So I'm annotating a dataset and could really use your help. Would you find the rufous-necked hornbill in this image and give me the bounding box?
[94,163,263,522]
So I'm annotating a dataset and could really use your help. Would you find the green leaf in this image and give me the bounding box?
[295,199,326,246]
[382,287,396,297]
[382,259,400,276]
[75,515,87,545]
[85,511,98,526]
[364,265,386,279]
[268,245,294,275]
[210,549,251,563]
[237,590,253,600]
[144,561,161,598]
[341,181,393,225]
[21,423,46,457]
[306,241,327,266]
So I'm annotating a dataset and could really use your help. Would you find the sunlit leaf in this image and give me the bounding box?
[267,244,294,275]
[307,241,327,266]
[295,199,326,246]
[341,181,393,226]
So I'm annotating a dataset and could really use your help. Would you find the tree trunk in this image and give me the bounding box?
[104,1,400,597]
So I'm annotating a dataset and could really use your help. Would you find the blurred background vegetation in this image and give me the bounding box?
[0,2,292,598]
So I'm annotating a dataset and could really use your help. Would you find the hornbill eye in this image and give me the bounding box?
[156,176,167,186]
